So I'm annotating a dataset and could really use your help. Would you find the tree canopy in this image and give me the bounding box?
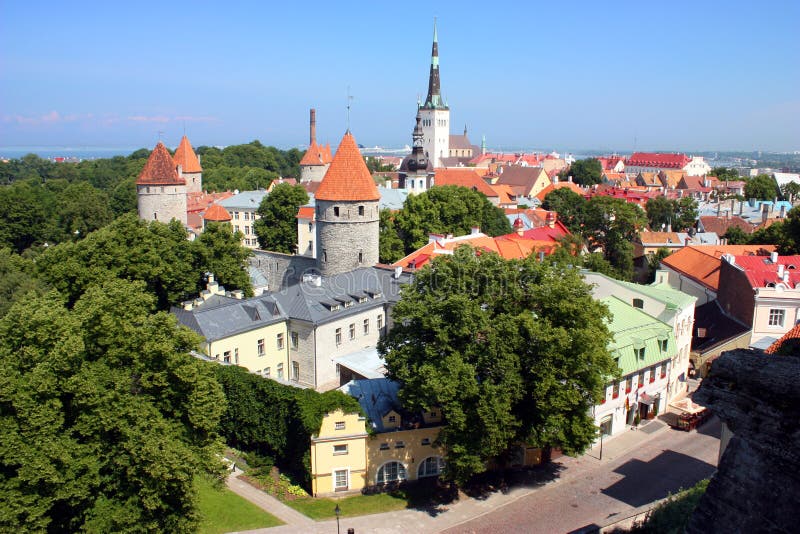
[645,196,698,232]
[391,185,512,253]
[541,188,586,234]
[380,247,617,482]
[254,183,309,254]
[379,208,405,264]
[0,280,226,532]
[563,158,602,186]
[745,174,779,200]
[583,196,647,280]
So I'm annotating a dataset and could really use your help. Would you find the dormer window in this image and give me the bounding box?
[633,298,644,309]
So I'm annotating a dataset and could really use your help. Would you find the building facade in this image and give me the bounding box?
[419,21,450,168]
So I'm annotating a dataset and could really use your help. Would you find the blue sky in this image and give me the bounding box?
[1,0,798,152]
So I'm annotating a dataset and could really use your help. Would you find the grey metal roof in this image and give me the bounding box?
[339,378,401,432]
[272,267,411,325]
[219,190,268,210]
[379,188,410,210]
[171,293,286,341]
[333,347,386,379]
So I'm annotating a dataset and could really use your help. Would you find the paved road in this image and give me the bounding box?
[443,417,721,534]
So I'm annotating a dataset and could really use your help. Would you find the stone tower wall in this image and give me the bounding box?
[183,171,202,194]
[316,199,379,276]
[137,184,187,225]
[420,108,450,168]
[301,164,329,183]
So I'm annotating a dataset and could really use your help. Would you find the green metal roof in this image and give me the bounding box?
[602,296,676,376]
[616,279,696,309]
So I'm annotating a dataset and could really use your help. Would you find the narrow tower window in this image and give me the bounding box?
[334,207,340,217]
[358,206,364,216]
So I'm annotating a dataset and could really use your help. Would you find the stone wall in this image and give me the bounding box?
[316,199,379,277]
[287,320,316,389]
[686,349,800,533]
[137,184,187,225]
[249,250,318,291]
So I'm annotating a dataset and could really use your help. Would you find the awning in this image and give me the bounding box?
[669,397,706,414]
[639,392,658,405]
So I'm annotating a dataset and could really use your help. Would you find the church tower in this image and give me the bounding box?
[173,135,203,193]
[136,142,187,225]
[398,108,433,192]
[315,131,380,276]
[419,20,449,168]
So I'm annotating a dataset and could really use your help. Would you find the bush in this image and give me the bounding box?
[628,478,709,533]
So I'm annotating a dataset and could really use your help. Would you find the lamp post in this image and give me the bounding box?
[334,504,341,534]
[599,427,604,461]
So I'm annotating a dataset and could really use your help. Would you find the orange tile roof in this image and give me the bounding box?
[765,323,800,354]
[203,203,232,221]
[661,245,776,291]
[300,140,333,166]
[136,142,185,185]
[296,206,315,219]
[187,191,235,213]
[535,181,584,201]
[315,132,380,201]
[434,168,498,197]
[173,135,202,173]
[490,183,517,204]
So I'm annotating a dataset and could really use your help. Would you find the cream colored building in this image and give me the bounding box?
[311,379,445,497]
[172,276,290,380]
[218,190,268,249]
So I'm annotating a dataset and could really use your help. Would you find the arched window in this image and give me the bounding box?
[376,461,406,485]
[417,457,444,478]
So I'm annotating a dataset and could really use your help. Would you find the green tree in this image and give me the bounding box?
[254,183,309,253]
[583,196,646,280]
[777,206,800,254]
[744,174,779,200]
[645,196,675,231]
[0,280,226,532]
[542,188,587,234]
[55,181,114,240]
[394,185,512,253]
[0,181,56,252]
[194,223,253,296]
[646,247,672,283]
[0,248,49,317]
[722,226,751,245]
[674,197,698,232]
[781,181,800,202]
[565,158,603,186]
[750,221,786,249]
[712,167,741,181]
[380,247,616,482]
[379,208,405,264]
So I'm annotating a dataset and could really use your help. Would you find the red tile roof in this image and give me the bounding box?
[661,245,776,291]
[535,181,585,201]
[626,152,691,169]
[731,255,800,289]
[136,142,185,185]
[765,323,800,354]
[699,216,754,236]
[203,203,232,221]
[434,168,498,197]
[315,132,380,201]
[300,140,333,166]
[296,206,315,220]
[173,135,202,173]
[187,191,235,213]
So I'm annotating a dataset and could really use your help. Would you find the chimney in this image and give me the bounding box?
[309,108,317,146]
[231,290,244,299]
[546,212,556,229]
[568,175,573,183]
[654,269,669,285]
[739,200,744,215]
[780,205,787,218]
[553,175,559,184]
[716,202,721,216]
[394,266,402,279]
[471,226,480,235]
[771,251,779,263]
[778,264,785,278]
[762,205,769,223]
[684,237,690,247]
[182,301,193,311]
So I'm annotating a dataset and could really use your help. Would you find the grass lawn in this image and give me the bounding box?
[196,476,283,533]
[283,492,409,520]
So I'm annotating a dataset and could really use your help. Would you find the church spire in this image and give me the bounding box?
[423,18,447,110]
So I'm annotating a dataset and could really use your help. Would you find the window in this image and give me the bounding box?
[234,348,239,364]
[292,361,299,381]
[625,377,632,393]
[335,328,342,345]
[223,351,231,363]
[377,314,384,330]
[418,457,444,478]
[379,443,390,450]
[334,469,348,491]
[377,462,407,485]
[276,333,284,350]
[632,298,644,309]
[291,331,299,349]
[769,308,785,327]
[358,205,364,216]
[395,441,405,448]
[660,339,668,352]
[333,444,348,455]
[660,364,667,378]
[257,338,265,356]
[323,250,327,262]
[388,415,396,423]
[649,366,656,383]
[421,438,431,446]
[638,372,644,388]
[349,323,356,340]
[263,367,270,378]
[612,382,620,399]
[429,411,437,417]
[363,319,369,335]
[335,421,345,430]
[243,212,249,221]
[308,222,313,231]
[358,252,363,263]
[334,207,340,217]
[635,347,646,359]
[277,363,284,379]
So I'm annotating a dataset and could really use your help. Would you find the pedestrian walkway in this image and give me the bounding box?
[584,418,669,463]
[225,472,314,527]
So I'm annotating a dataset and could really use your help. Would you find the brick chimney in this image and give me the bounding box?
[309,108,316,146]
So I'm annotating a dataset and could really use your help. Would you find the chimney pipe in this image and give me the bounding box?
[310,108,317,146]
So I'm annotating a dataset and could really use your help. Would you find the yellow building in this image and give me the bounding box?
[310,379,445,497]
[171,275,291,380]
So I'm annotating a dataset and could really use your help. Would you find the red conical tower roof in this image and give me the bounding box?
[173,135,202,173]
[299,140,327,166]
[315,132,380,201]
[203,204,232,222]
[136,142,185,185]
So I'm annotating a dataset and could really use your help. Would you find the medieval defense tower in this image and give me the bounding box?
[136,142,187,225]
[315,131,380,276]
[173,135,203,193]
[419,20,449,168]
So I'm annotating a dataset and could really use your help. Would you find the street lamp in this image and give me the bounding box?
[334,504,341,534]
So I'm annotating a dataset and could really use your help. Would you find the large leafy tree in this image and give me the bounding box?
[744,174,779,200]
[712,167,741,181]
[583,196,646,280]
[0,280,226,532]
[644,196,698,231]
[0,248,49,317]
[379,208,405,264]
[380,247,616,482]
[394,185,512,253]
[564,158,602,186]
[542,188,587,234]
[195,222,253,297]
[254,183,309,254]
